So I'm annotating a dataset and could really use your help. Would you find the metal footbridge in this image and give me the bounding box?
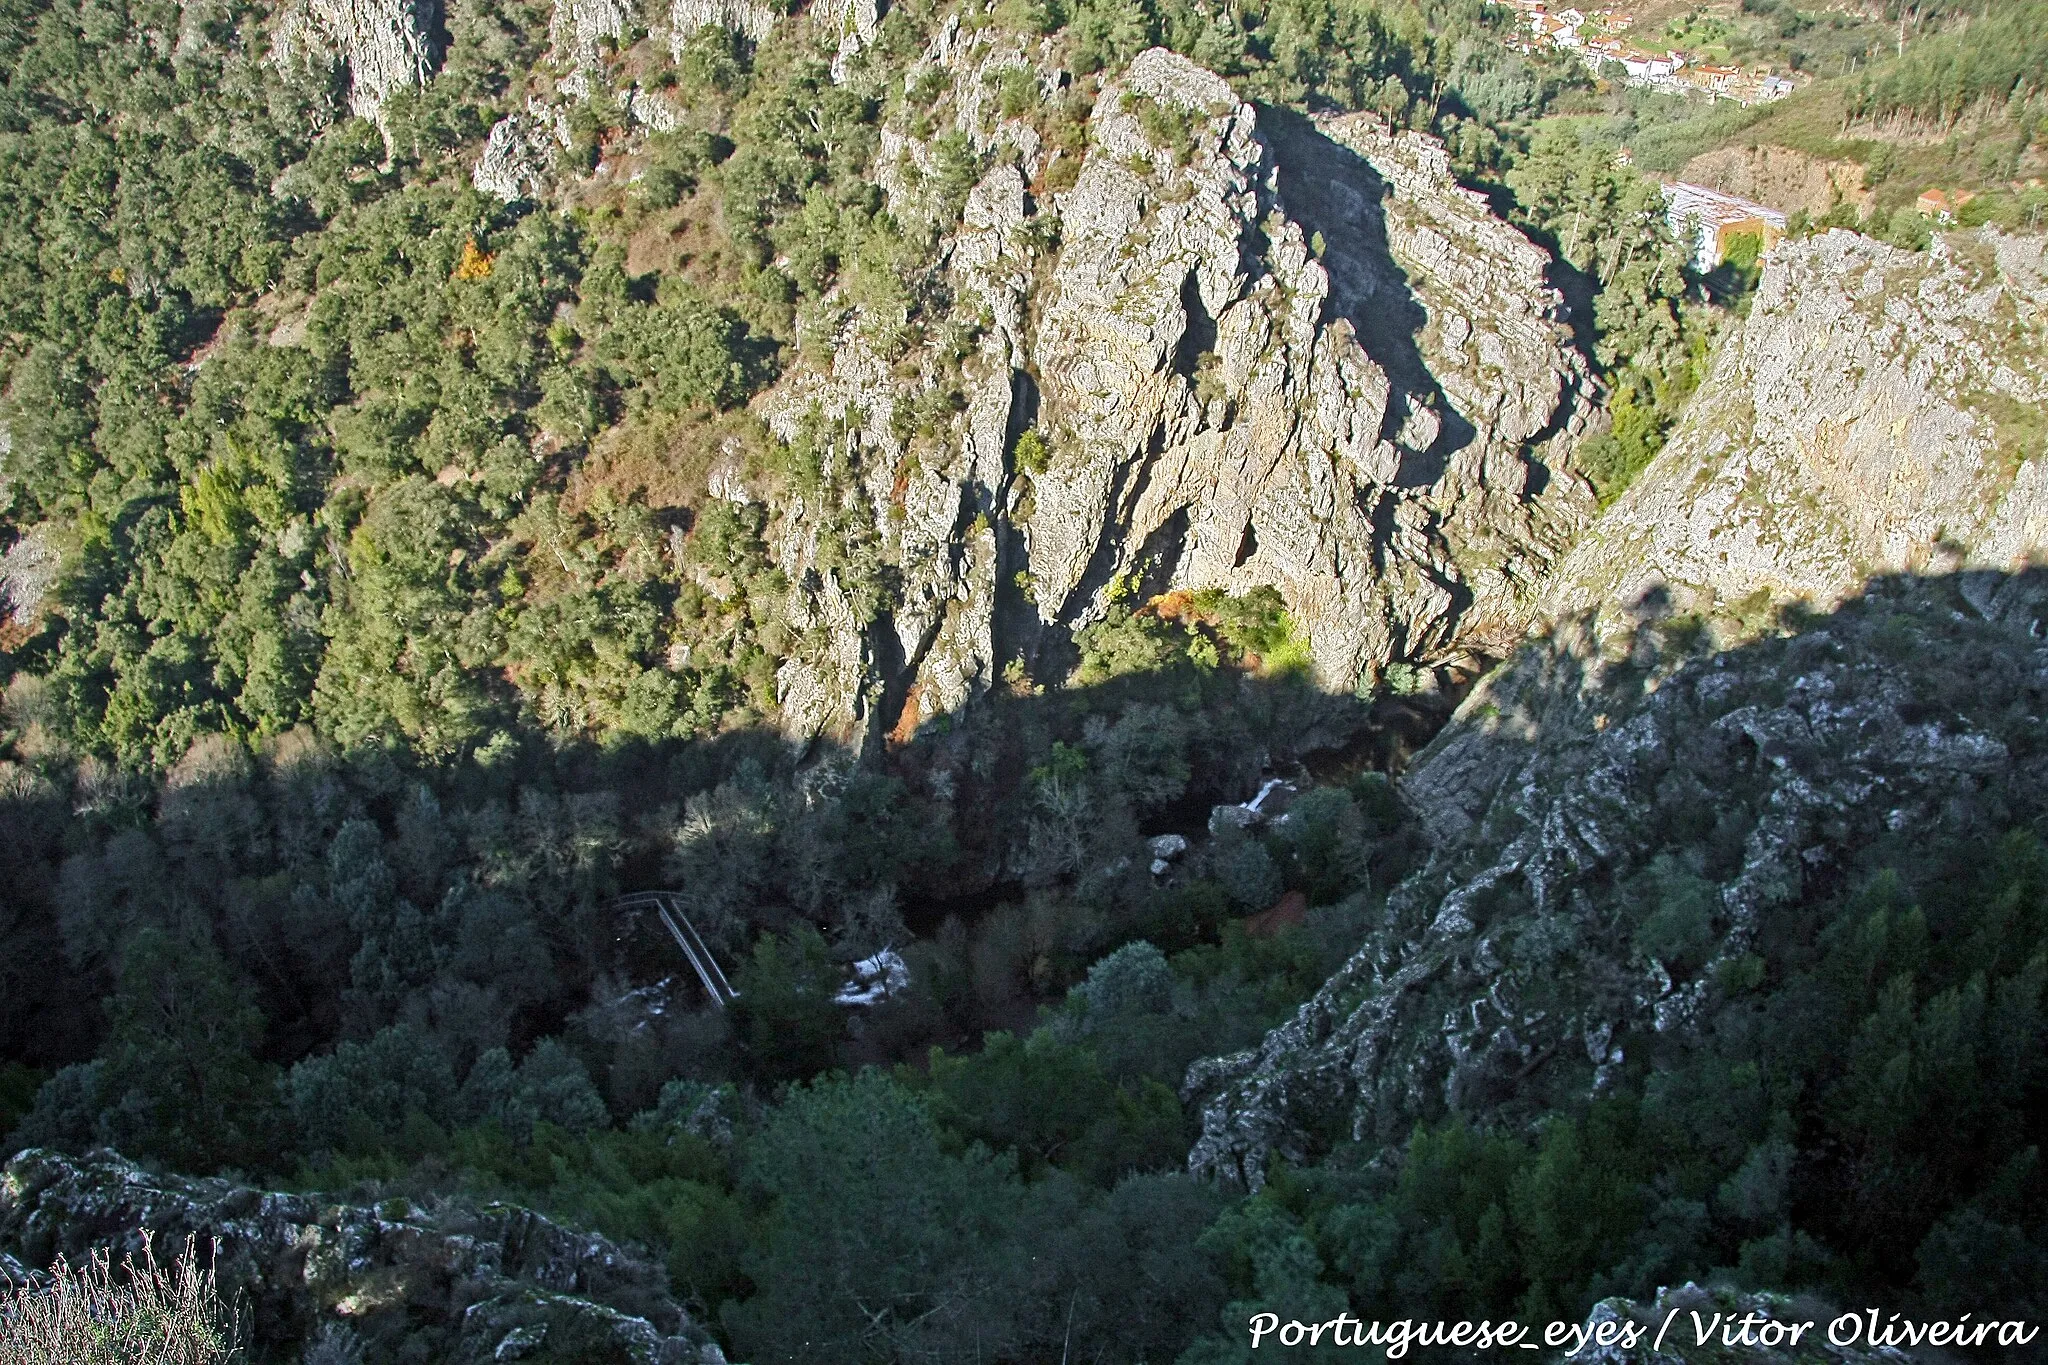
[613,891,739,1009]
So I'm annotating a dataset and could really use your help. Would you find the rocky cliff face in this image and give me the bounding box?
[762,45,1593,749]
[549,0,636,98]
[271,0,442,123]
[1550,227,2048,633]
[0,1148,727,1364]
[1024,58,1589,678]
[1186,566,2048,1187]
[1183,224,2048,1187]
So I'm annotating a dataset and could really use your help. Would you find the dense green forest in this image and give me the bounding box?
[3,0,2046,1358]
[6,587,2046,1363]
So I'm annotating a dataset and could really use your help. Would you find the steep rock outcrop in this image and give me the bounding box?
[808,0,880,76]
[0,1148,727,1364]
[1186,568,2048,1187]
[669,0,778,48]
[1025,65,1591,682]
[474,108,561,202]
[270,0,441,123]
[758,46,1591,747]
[761,20,1050,749]
[549,0,635,97]
[1550,227,2048,631]
[1182,217,2048,1191]
[1,523,57,628]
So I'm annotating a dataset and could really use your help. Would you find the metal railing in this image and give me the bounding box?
[613,891,739,1009]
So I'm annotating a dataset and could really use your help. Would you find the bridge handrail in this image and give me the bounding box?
[613,891,739,1009]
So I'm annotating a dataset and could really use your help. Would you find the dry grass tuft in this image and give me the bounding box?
[0,1235,239,1364]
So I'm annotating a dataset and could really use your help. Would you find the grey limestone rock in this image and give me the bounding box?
[815,0,880,76]
[1183,222,2048,1189]
[1549,228,2048,634]
[0,1147,727,1363]
[0,524,58,627]
[473,111,558,202]
[750,45,1589,749]
[629,85,687,131]
[757,26,1043,747]
[1026,51,1590,686]
[669,0,778,47]
[548,0,635,98]
[270,0,441,123]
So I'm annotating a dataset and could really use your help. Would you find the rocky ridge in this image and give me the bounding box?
[0,1147,727,1364]
[1024,59,1588,673]
[763,44,1594,749]
[1182,222,2048,1187]
[1549,227,2048,635]
[472,0,764,205]
[1185,566,2048,1187]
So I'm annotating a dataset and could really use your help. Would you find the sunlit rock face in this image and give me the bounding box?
[1548,227,2048,627]
[270,0,442,122]
[1026,52,1589,686]
[761,44,1592,749]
